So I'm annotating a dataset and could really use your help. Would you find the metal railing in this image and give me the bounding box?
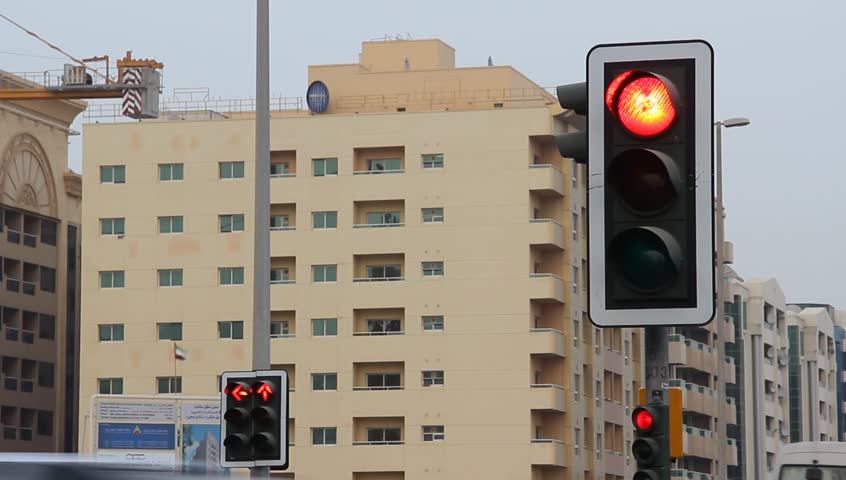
[353,277,404,282]
[84,95,305,121]
[353,331,404,336]
[353,440,403,446]
[22,233,37,247]
[270,333,295,339]
[270,279,295,285]
[529,327,564,335]
[5,327,18,341]
[6,278,20,292]
[352,169,404,175]
[353,222,404,229]
[22,281,37,295]
[270,226,296,231]
[7,229,20,243]
[529,218,564,226]
[529,273,563,280]
[21,330,34,344]
[352,386,404,391]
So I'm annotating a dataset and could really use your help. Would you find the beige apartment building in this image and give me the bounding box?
[78,39,647,479]
[0,71,84,452]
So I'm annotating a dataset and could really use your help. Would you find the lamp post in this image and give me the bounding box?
[714,116,749,480]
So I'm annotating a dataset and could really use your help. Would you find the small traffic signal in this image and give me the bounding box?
[583,40,715,327]
[632,404,670,480]
[220,370,289,469]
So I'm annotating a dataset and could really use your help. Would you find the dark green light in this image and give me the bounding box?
[610,228,680,293]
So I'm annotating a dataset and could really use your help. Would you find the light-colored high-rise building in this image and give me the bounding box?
[78,39,646,479]
[0,71,85,452]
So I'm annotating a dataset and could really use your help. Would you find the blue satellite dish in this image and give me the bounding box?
[306,81,330,113]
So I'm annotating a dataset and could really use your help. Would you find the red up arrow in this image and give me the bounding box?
[255,382,274,402]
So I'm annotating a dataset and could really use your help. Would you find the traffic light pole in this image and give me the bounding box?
[643,326,670,403]
[252,0,270,477]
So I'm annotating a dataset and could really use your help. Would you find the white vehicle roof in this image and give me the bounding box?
[781,442,846,467]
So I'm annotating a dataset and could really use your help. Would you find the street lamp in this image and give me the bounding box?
[713,115,749,480]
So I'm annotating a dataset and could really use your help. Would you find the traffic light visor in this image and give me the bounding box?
[610,227,682,293]
[634,408,654,430]
[606,71,677,137]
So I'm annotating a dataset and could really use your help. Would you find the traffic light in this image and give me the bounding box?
[583,40,715,327]
[220,370,289,469]
[632,404,670,480]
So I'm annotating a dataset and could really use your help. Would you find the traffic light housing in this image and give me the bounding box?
[584,40,715,327]
[632,404,670,480]
[220,370,289,469]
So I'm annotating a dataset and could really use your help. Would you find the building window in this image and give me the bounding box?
[366,265,402,280]
[158,216,184,234]
[312,318,338,337]
[422,370,444,386]
[157,322,183,341]
[100,218,125,236]
[270,268,290,284]
[422,425,444,441]
[218,321,244,340]
[312,211,338,229]
[98,324,125,342]
[270,215,289,230]
[422,261,444,277]
[270,321,289,337]
[36,410,52,437]
[367,427,401,444]
[367,319,401,335]
[219,214,245,233]
[38,362,54,388]
[313,158,338,177]
[422,315,444,331]
[99,271,125,288]
[40,267,56,292]
[367,158,401,173]
[98,378,124,395]
[157,376,182,394]
[312,373,337,391]
[366,373,401,389]
[366,211,401,226]
[270,162,290,176]
[40,219,56,246]
[422,153,444,169]
[100,165,126,184]
[39,314,55,340]
[422,208,444,223]
[158,269,183,287]
[158,163,184,181]
[312,427,337,445]
[312,265,337,283]
[219,161,245,179]
[219,267,245,285]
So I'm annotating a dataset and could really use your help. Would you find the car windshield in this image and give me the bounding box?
[780,466,846,480]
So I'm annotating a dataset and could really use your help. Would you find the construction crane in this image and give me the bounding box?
[0,14,163,118]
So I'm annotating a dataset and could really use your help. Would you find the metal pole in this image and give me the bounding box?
[252,0,270,477]
[644,326,669,403]
[714,123,726,479]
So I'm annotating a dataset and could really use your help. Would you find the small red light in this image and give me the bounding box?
[634,409,654,430]
[228,383,250,401]
[255,382,274,402]
[616,76,676,137]
[605,70,635,112]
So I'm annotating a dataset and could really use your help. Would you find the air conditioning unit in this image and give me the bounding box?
[766,382,777,394]
[765,346,775,359]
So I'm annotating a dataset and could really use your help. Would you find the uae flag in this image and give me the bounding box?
[174,343,187,361]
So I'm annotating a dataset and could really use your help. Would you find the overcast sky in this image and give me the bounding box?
[1,0,844,308]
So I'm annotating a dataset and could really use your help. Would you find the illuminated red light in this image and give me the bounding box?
[227,383,250,401]
[615,76,676,137]
[634,409,654,430]
[255,382,274,402]
[605,70,634,112]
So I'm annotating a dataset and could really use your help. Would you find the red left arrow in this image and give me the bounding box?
[230,383,250,401]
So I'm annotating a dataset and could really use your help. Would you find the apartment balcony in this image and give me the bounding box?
[669,380,718,417]
[529,384,566,413]
[353,254,404,282]
[529,274,565,304]
[350,418,405,472]
[605,450,626,477]
[270,203,296,232]
[528,164,565,197]
[528,219,565,250]
[529,328,565,357]
[724,356,737,385]
[683,426,719,460]
[530,439,569,467]
[672,470,716,480]
[668,335,717,372]
[353,200,405,229]
[270,150,297,178]
[353,146,405,176]
[725,397,738,425]
[723,314,736,343]
[604,400,626,425]
[531,465,567,480]
[726,438,739,466]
